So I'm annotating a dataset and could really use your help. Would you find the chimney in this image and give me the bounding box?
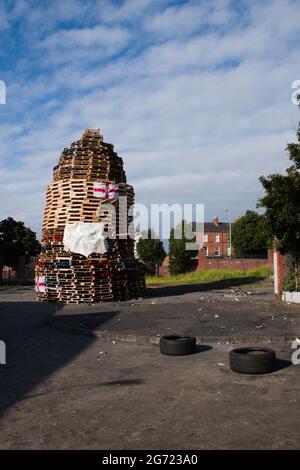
[212,216,219,226]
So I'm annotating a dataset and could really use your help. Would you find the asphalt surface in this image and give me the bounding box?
[49,279,300,342]
[0,284,299,449]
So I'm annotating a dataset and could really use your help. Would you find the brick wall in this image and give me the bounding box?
[197,251,271,271]
[159,250,273,276]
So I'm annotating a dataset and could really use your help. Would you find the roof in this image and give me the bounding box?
[192,222,232,233]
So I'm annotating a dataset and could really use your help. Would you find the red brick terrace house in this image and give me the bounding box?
[194,216,235,258]
[158,217,273,276]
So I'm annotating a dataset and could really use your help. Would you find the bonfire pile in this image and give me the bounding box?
[35,129,145,303]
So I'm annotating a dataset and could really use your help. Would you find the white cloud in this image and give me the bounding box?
[98,0,158,24]
[0,0,299,237]
[0,4,9,31]
[44,25,129,49]
[144,0,235,38]
[9,0,90,32]
[40,25,131,64]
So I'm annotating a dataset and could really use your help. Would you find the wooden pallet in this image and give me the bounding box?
[36,129,145,303]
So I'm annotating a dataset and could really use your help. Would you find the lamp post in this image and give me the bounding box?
[226,209,232,259]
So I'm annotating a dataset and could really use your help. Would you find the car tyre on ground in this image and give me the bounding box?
[160,335,196,356]
[230,347,276,374]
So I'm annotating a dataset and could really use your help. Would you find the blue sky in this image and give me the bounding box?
[0,0,299,237]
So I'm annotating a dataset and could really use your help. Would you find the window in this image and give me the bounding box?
[226,235,230,242]
[203,234,208,243]
[226,246,231,257]
[215,234,220,242]
[214,246,220,256]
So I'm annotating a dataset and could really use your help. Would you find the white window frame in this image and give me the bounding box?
[214,246,220,256]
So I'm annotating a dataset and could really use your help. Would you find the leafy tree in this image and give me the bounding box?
[0,217,41,267]
[258,97,300,254]
[169,221,198,275]
[136,229,166,276]
[232,210,271,258]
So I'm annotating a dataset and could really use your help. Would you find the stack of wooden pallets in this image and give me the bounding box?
[36,129,145,303]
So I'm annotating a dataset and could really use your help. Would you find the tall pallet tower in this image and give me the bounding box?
[35,129,145,303]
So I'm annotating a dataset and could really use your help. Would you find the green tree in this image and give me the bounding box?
[169,221,198,275]
[0,217,41,267]
[232,210,271,258]
[258,97,300,254]
[137,229,166,276]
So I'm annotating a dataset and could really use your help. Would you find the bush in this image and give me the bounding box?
[169,221,198,275]
[283,253,300,292]
[136,230,166,276]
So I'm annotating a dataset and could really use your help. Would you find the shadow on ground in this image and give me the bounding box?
[195,344,213,354]
[16,378,144,401]
[51,311,120,332]
[146,276,265,297]
[274,358,292,372]
[0,301,120,417]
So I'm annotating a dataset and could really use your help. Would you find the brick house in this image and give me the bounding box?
[158,218,273,276]
[194,216,234,258]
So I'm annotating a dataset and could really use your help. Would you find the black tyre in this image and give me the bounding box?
[160,335,196,356]
[230,347,276,375]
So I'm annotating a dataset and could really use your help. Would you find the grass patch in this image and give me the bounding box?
[146,266,272,286]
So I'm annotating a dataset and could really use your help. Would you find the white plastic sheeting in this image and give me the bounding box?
[63,222,108,258]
